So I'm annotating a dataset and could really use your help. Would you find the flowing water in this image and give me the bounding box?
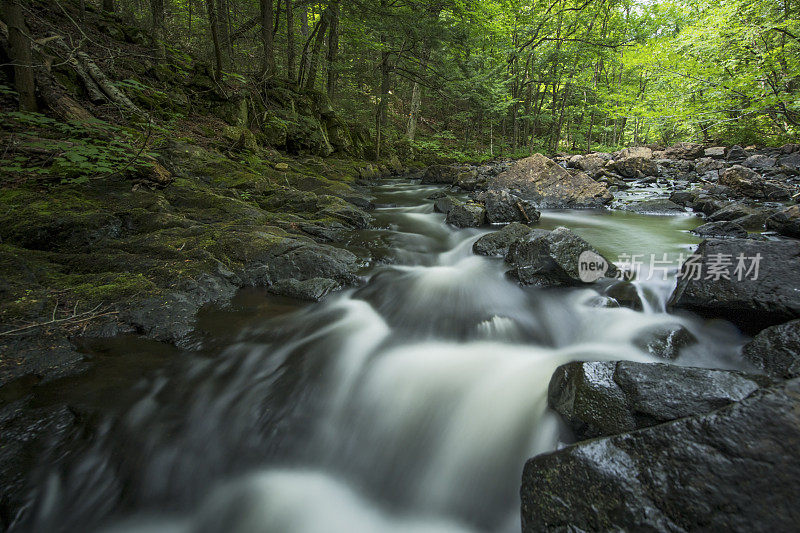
[17,179,752,533]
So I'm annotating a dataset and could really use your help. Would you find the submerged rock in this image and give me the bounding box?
[669,238,800,330]
[506,227,617,287]
[548,360,768,440]
[741,319,800,379]
[269,277,339,301]
[632,323,698,360]
[472,224,545,257]
[488,154,612,208]
[522,379,800,532]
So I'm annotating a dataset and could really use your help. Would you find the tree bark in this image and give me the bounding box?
[285,0,295,80]
[217,0,231,65]
[260,0,275,79]
[325,0,340,98]
[1,0,37,111]
[205,0,223,81]
[304,8,328,91]
[150,0,166,61]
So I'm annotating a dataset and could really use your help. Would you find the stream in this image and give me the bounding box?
[19,179,752,533]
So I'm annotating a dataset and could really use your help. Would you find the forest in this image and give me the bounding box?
[2,1,800,533]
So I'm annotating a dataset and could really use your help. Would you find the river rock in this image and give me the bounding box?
[472,224,545,257]
[664,142,704,160]
[433,195,458,215]
[522,378,800,532]
[613,156,658,178]
[741,319,800,379]
[632,323,698,360]
[488,154,612,208]
[718,165,792,200]
[704,146,726,158]
[421,164,461,184]
[707,203,756,222]
[691,220,748,238]
[548,360,768,440]
[269,277,339,301]
[744,154,777,170]
[455,169,484,190]
[620,199,685,215]
[569,154,607,174]
[779,152,800,174]
[669,238,800,330]
[446,202,486,227]
[506,226,618,287]
[474,190,541,224]
[766,205,800,238]
[727,144,749,161]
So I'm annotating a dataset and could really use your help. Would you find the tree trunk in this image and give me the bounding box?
[205,0,223,81]
[260,0,275,80]
[217,0,231,65]
[103,0,114,13]
[150,0,166,61]
[285,0,295,80]
[1,0,37,111]
[304,8,328,91]
[325,0,340,98]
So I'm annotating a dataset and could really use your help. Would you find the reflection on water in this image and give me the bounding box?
[14,179,751,533]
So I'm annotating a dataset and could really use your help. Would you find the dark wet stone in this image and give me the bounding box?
[475,190,541,224]
[269,277,339,301]
[741,319,800,379]
[446,202,486,228]
[766,205,800,238]
[691,221,748,238]
[472,224,545,257]
[620,199,685,215]
[632,323,698,360]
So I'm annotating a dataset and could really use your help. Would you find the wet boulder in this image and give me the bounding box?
[454,169,485,191]
[506,226,618,287]
[473,224,546,257]
[548,360,768,440]
[432,195,458,215]
[744,154,777,170]
[766,205,800,238]
[269,277,339,301]
[487,154,612,208]
[718,165,792,200]
[446,202,486,228]
[707,203,757,222]
[741,319,800,379]
[522,379,800,533]
[691,220,748,239]
[620,199,685,215]
[474,190,541,224]
[669,238,800,330]
[778,152,800,174]
[632,323,698,360]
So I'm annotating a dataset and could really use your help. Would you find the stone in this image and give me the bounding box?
[691,220,748,238]
[446,202,486,227]
[617,146,652,160]
[274,162,289,171]
[488,154,612,208]
[744,154,777,169]
[613,157,659,178]
[269,277,339,301]
[472,224,545,257]
[766,205,800,238]
[664,142,704,159]
[719,165,792,200]
[433,195,458,215]
[704,146,726,158]
[669,238,800,330]
[620,199,685,215]
[727,145,750,161]
[522,379,800,532]
[741,319,800,379]
[475,190,541,224]
[707,203,756,222]
[548,360,768,440]
[632,323,698,360]
[506,226,618,286]
[421,164,461,184]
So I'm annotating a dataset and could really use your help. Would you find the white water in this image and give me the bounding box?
[21,180,750,533]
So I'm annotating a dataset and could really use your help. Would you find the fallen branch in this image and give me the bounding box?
[0,304,118,336]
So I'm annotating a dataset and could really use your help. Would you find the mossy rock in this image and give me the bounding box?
[262,115,289,148]
[211,98,248,127]
[221,126,258,152]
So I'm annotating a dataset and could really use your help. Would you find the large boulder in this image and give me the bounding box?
[569,153,607,174]
[548,360,768,440]
[669,238,800,330]
[421,164,461,184]
[741,319,800,379]
[727,145,750,161]
[521,379,800,532]
[707,203,757,222]
[664,142,705,160]
[473,224,542,257]
[704,146,727,158]
[719,165,792,200]
[506,226,618,287]
[620,199,685,215]
[766,205,800,238]
[474,190,541,224]
[446,202,486,228]
[617,146,652,160]
[488,154,612,208]
[612,156,658,178]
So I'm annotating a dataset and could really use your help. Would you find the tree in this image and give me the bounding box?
[1,0,37,112]
[150,0,166,61]
[260,0,276,79]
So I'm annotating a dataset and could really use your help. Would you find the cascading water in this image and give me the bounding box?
[18,179,751,533]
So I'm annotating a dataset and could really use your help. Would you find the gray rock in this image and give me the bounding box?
[269,277,339,301]
[475,190,541,224]
[779,152,800,174]
[741,319,800,379]
[522,379,800,532]
[744,154,777,169]
[727,144,750,161]
[719,165,792,200]
[617,146,653,160]
[421,164,461,184]
[691,220,748,238]
[664,142,705,159]
[548,360,768,440]
[433,195,458,215]
[669,238,800,330]
[446,202,486,228]
[704,146,727,158]
[632,323,698,360]
[766,205,800,238]
[621,199,685,215]
[732,212,771,231]
[506,226,618,287]
[613,156,658,178]
[472,224,545,257]
[707,203,756,222]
